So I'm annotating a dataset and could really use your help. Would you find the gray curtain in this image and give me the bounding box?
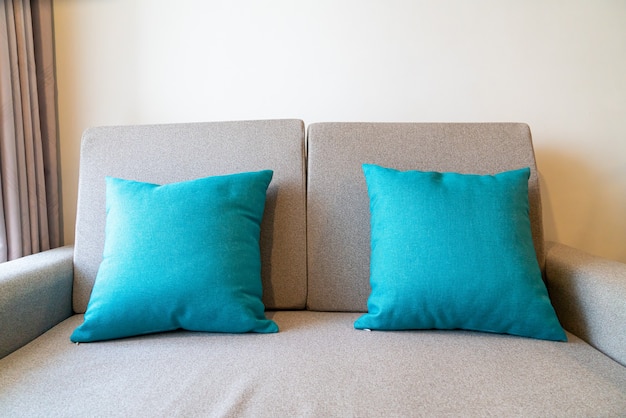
[0,0,61,262]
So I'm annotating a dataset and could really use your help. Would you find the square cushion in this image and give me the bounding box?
[71,170,278,343]
[354,164,566,341]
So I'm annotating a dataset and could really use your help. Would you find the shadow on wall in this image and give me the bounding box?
[535,147,626,263]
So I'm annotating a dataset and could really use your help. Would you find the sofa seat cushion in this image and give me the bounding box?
[1,312,625,417]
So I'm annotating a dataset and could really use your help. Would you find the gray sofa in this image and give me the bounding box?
[1,119,625,416]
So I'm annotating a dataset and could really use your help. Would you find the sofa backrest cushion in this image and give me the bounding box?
[306,122,545,312]
[73,119,307,313]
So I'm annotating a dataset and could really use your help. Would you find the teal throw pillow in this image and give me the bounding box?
[71,170,278,343]
[354,164,566,341]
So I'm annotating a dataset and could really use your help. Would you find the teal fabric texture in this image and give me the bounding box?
[354,164,566,341]
[71,171,278,343]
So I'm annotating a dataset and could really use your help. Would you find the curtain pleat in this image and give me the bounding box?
[0,0,61,262]
[32,0,61,251]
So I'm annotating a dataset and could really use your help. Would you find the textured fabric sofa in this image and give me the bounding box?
[1,119,625,416]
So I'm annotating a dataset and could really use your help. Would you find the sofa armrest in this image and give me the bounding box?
[0,245,74,359]
[545,241,626,366]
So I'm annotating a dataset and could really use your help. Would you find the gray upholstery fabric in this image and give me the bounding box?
[1,312,625,417]
[306,122,545,312]
[73,119,307,312]
[3,121,625,416]
[0,245,73,359]
[546,241,626,366]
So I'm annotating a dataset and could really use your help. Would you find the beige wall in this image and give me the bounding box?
[53,0,626,262]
